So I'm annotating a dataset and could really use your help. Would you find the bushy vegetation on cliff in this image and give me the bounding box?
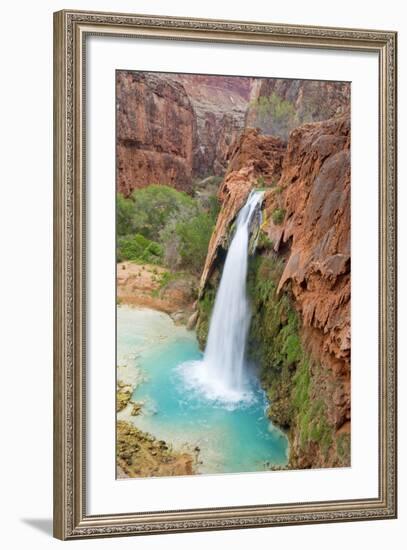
[250,92,297,139]
[117,185,218,274]
[249,85,338,140]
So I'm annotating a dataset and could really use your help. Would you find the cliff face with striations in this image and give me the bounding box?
[176,75,251,177]
[197,110,351,468]
[116,71,197,196]
[117,72,252,196]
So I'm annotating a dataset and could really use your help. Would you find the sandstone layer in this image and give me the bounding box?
[277,113,350,384]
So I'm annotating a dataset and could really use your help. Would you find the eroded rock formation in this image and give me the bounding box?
[277,113,350,379]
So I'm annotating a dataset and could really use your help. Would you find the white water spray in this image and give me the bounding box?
[180,191,264,405]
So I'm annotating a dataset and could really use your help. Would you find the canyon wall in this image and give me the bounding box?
[116,71,197,196]
[176,75,251,177]
[197,110,351,468]
[117,72,251,196]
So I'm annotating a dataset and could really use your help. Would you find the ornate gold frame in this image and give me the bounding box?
[53,9,397,540]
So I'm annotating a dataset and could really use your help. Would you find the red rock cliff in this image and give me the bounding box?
[116,71,197,196]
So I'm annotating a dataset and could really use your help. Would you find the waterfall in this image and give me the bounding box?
[179,191,264,405]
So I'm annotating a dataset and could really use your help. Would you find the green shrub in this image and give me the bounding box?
[116,185,218,275]
[117,234,163,264]
[272,207,286,225]
[117,193,136,236]
[257,231,274,251]
[117,186,197,241]
[132,185,198,241]
[175,213,215,274]
[249,92,297,139]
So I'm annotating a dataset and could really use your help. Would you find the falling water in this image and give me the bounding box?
[180,191,264,405]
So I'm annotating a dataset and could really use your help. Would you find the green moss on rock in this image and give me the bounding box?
[247,252,338,467]
[196,287,216,349]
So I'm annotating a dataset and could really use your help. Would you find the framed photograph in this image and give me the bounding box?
[53,9,397,540]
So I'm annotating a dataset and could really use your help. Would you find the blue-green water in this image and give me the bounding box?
[117,305,288,475]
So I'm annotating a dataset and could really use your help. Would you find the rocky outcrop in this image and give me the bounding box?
[116,71,197,196]
[176,75,251,177]
[117,420,196,478]
[225,128,286,180]
[246,78,350,140]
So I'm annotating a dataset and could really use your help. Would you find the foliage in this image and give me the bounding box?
[128,185,197,241]
[271,207,286,225]
[247,254,299,428]
[117,234,163,264]
[293,360,333,457]
[250,92,297,139]
[206,195,221,220]
[250,84,340,140]
[117,184,218,275]
[117,193,136,236]
[255,175,265,188]
[257,231,274,251]
[150,270,176,298]
[175,212,215,274]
